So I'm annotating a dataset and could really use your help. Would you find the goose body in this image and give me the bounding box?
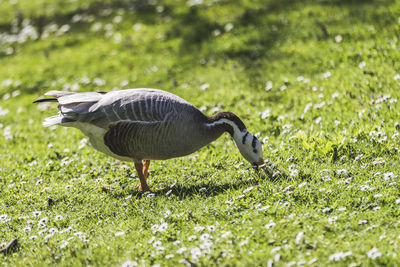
[35,88,264,191]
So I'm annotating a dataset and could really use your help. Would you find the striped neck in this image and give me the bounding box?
[207,111,247,143]
[207,112,263,165]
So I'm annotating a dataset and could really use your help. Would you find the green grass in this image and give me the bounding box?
[1,0,400,265]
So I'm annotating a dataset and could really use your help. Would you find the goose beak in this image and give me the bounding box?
[253,159,267,175]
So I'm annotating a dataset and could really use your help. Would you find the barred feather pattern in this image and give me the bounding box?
[36,89,235,162]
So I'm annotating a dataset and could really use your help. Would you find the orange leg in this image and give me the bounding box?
[142,160,151,180]
[135,162,151,192]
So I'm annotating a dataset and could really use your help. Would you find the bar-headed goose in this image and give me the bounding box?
[35,88,265,191]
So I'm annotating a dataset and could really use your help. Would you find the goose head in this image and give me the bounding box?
[235,131,264,167]
[209,112,265,169]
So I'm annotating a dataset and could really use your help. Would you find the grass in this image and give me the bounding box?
[1,0,400,265]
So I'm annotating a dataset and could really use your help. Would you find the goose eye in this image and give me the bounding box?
[253,149,258,153]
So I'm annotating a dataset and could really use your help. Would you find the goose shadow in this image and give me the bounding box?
[110,166,289,200]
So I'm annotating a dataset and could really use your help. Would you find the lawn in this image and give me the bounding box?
[1,0,400,265]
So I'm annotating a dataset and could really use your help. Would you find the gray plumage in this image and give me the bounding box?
[35,88,265,191]
[38,89,225,162]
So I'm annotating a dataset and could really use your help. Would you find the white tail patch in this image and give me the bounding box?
[43,115,63,127]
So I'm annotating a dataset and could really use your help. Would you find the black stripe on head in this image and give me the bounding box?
[252,136,257,148]
[208,112,247,132]
[242,132,249,144]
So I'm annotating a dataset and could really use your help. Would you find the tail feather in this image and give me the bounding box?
[33,98,57,103]
[43,115,74,127]
[59,102,95,120]
[45,90,75,98]
[35,90,107,125]
[57,92,104,105]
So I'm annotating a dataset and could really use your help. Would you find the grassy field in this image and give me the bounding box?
[1,0,400,265]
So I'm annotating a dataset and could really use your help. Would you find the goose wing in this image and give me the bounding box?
[85,88,201,128]
[39,88,207,160]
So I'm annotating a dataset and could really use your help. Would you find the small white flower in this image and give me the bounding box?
[151,224,159,233]
[383,172,396,181]
[113,15,122,23]
[74,231,86,239]
[336,169,347,175]
[55,215,63,221]
[334,35,342,43]
[49,227,58,234]
[200,233,211,241]
[328,216,338,223]
[194,225,205,232]
[224,23,234,32]
[322,207,331,213]
[60,241,69,249]
[265,220,276,229]
[207,225,216,232]
[93,78,105,86]
[164,210,171,218]
[121,260,138,267]
[298,182,307,188]
[39,217,48,224]
[221,231,232,238]
[38,229,48,235]
[367,247,381,259]
[212,29,221,37]
[0,214,7,221]
[243,186,255,194]
[44,233,54,240]
[188,235,197,241]
[153,240,164,250]
[158,222,168,232]
[271,246,281,254]
[60,227,72,234]
[290,169,299,177]
[372,158,385,165]
[323,71,331,78]
[239,238,249,247]
[200,239,213,250]
[329,251,352,261]
[258,205,270,211]
[200,83,210,91]
[172,240,182,246]
[360,185,375,191]
[295,231,304,245]
[115,231,125,237]
[29,235,38,240]
[191,247,202,258]
[176,247,187,254]
[265,81,273,91]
